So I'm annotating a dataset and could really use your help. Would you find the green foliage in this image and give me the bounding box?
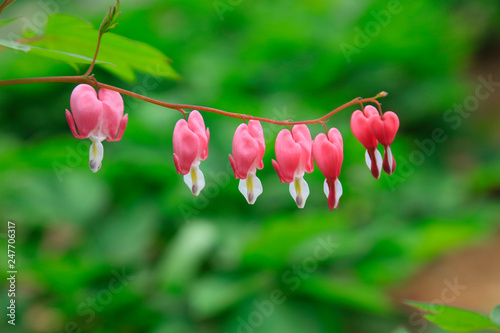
[392,327,411,333]
[1,1,500,333]
[297,274,394,315]
[32,14,179,82]
[0,11,178,82]
[491,306,500,327]
[0,38,113,65]
[0,17,17,28]
[405,301,500,332]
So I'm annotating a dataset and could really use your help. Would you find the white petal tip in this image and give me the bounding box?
[89,141,103,173]
[365,149,382,179]
[183,165,205,196]
[335,179,343,206]
[324,178,343,210]
[289,176,309,209]
[239,173,263,205]
[89,160,101,173]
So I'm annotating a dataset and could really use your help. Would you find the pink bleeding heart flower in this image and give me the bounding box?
[173,111,210,196]
[65,84,128,173]
[312,128,343,211]
[272,125,314,208]
[229,120,265,204]
[350,105,383,179]
[369,111,399,175]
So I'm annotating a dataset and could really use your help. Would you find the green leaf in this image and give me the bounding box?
[32,14,179,82]
[490,305,500,327]
[0,38,114,65]
[0,17,18,28]
[157,221,218,293]
[298,275,394,315]
[405,300,499,332]
[0,38,30,51]
[189,274,270,319]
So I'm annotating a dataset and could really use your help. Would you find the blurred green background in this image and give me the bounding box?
[1,0,500,332]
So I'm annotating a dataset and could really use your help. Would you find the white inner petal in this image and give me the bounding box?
[386,146,393,171]
[289,176,309,209]
[239,173,263,205]
[90,134,106,143]
[375,149,383,173]
[323,179,343,209]
[89,140,103,173]
[365,150,372,169]
[334,179,343,209]
[323,179,329,198]
[365,149,383,178]
[184,164,205,196]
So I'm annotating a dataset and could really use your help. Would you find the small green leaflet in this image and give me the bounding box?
[405,300,500,332]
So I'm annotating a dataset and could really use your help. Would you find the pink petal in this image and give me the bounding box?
[272,159,286,183]
[229,154,242,179]
[368,111,399,146]
[99,88,124,141]
[313,133,341,180]
[107,114,128,142]
[69,84,102,138]
[273,129,301,183]
[351,110,377,149]
[101,104,120,140]
[187,111,209,161]
[99,88,124,116]
[231,123,259,179]
[173,120,200,175]
[363,105,379,118]
[328,128,344,172]
[99,88,124,140]
[201,127,210,161]
[247,120,265,170]
[65,109,86,139]
[292,125,313,173]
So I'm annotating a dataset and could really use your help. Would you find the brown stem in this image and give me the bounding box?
[83,33,103,77]
[84,1,120,77]
[0,0,16,16]
[0,75,387,126]
[176,108,187,120]
[321,121,328,133]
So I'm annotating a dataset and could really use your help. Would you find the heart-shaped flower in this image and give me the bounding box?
[369,111,399,175]
[312,128,343,211]
[272,125,314,208]
[173,111,210,196]
[229,120,265,204]
[65,84,128,173]
[351,105,383,179]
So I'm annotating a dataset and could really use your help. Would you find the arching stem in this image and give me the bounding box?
[0,75,388,126]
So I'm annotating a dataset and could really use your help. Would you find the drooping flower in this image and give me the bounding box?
[312,128,343,211]
[229,120,265,204]
[369,111,399,175]
[272,125,314,208]
[350,105,382,179]
[65,84,128,173]
[173,111,210,196]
